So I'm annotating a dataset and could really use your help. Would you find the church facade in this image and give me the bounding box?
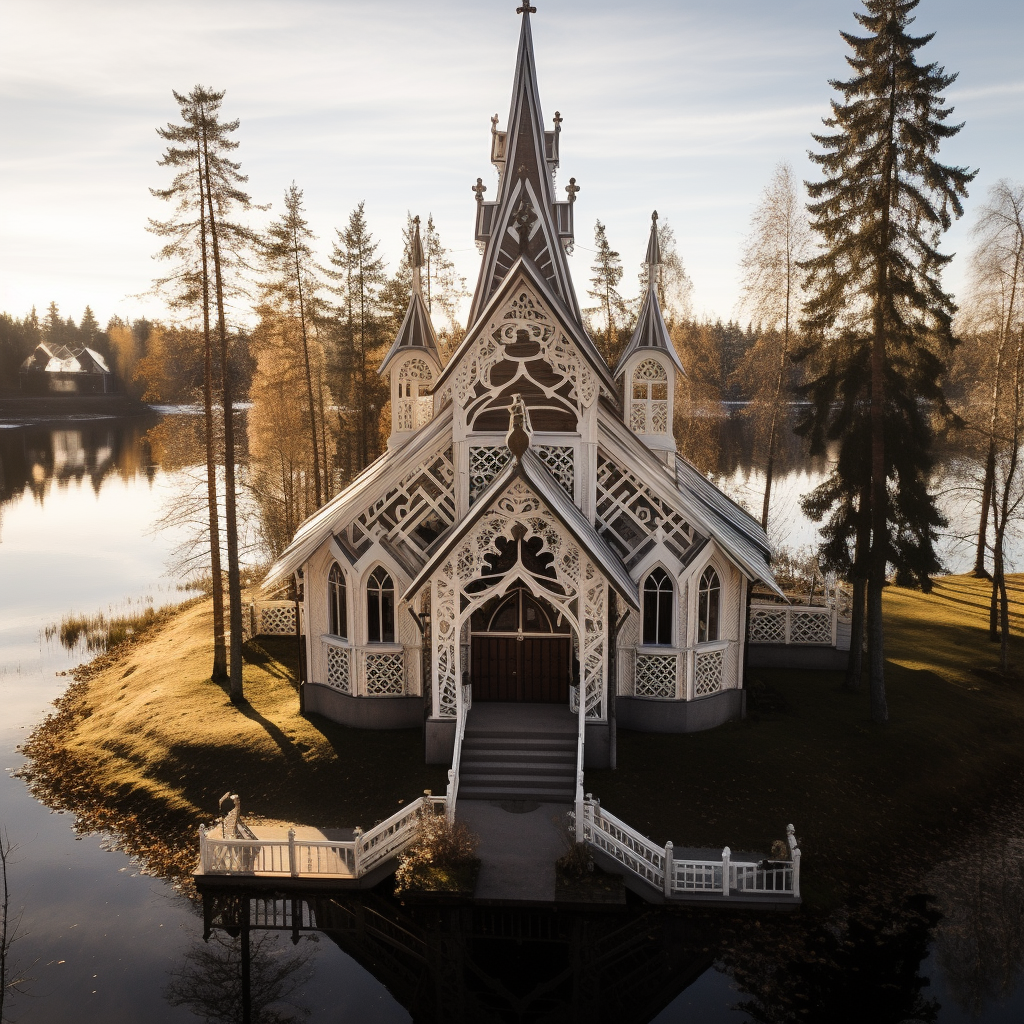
[264,7,780,769]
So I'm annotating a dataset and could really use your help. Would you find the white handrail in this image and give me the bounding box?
[198,793,447,879]
[446,683,472,823]
[574,685,586,840]
[581,799,800,900]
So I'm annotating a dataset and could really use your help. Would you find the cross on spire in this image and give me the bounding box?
[517,4,536,14]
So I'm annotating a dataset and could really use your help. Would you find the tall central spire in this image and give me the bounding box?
[468,5,580,327]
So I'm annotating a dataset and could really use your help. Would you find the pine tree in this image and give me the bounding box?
[799,0,975,721]
[329,203,387,469]
[587,220,625,366]
[79,306,99,349]
[261,182,328,507]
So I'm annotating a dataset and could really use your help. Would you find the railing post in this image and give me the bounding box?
[787,824,801,898]
[288,828,298,878]
[446,769,456,824]
[785,609,792,644]
[663,841,673,897]
[353,827,363,877]
[721,846,731,896]
[199,825,207,874]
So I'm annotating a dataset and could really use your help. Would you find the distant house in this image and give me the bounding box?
[19,343,115,395]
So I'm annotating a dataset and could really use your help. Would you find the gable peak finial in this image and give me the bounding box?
[516,3,536,15]
[506,394,531,461]
[645,210,661,281]
[410,215,425,293]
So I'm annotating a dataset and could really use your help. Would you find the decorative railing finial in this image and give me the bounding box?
[565,177,580,203]
[472,177,487,203]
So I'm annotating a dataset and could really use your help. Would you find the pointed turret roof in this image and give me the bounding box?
[378,215,441,375]
[467,5,580,328]
[614,211,684,377]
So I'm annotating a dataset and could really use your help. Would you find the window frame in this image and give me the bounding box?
[328,563,348,640]
[366,565,396,644]
[697,565,721,644]
[642,566,674,646]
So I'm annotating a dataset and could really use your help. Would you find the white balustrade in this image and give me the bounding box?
[252,601,301,636]
[446,684,472,823]
[748,602,839,647]
[579,800,800,901]
[198,794,447,880]
[634,651,678,698]
[693,644,726,696]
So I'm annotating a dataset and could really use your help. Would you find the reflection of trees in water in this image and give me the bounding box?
[928,801,1024,1017]
[166,927,313,1023]
[0,417,158,511]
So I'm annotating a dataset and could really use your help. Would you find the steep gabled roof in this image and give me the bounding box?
[261,406,454,592]
[436,253,619,405]
[468,6,580,327]
[598,413,782,596]
[403,448,640,611]
[615,212,684,377]
[378,216,441,375]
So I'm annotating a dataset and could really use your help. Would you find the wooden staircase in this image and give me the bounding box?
[458,703,577,803]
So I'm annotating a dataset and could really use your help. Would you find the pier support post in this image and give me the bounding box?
[663,841,673,897]
[721,846,731,896]
[288,828,298,878]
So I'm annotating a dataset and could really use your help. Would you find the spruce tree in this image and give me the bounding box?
[799,0,974,721]
[587,220,625,366]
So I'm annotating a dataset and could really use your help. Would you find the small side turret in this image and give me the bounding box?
[614,211,684,465]
[378,216,442,448]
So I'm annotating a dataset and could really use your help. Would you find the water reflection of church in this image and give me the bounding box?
[264,6,781,773]
[201,890,712,1024]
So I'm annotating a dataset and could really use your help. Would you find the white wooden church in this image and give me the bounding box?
[265,6,780,772]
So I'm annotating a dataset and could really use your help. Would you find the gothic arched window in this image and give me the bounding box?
[642,567,674,645]
[630,358,669,434]
[367,566,395,643]
[697,566,721,644]
[328,563,347,639]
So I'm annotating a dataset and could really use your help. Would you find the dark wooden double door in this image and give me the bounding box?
[470,587,573,704]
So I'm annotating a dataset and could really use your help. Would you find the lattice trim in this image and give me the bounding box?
[256,604,296,636]
[595,453,703,565]
[790,611,832,645]
[325,644,350,694]
[536,444,574,499]
[749,609,786,644]
[694,648,724,696]
[635,653,677,698]
[365,651,404,695]
[352,442,456,552]
[469,446,511,503]
[634,358,667,381]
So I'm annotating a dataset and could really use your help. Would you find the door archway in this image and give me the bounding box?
[469,583,575,703]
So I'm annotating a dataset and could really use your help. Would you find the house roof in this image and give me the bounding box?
[403,448,640,611]
[261,406,455,592]
[598,414,782,596]
[614,212,684,377]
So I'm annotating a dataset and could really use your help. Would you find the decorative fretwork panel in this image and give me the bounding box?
[469,446,512,502]
[325,644,350,694]
[595,453,703,565]
[256,603,297,636]
[694,648,724,696]
[635,653,677,698]
[749,609,786,644]
[352,443,456,552]
[396,358,434,432]
[535,444,574,499]
[365,651,405,695]
[790,611,832,645]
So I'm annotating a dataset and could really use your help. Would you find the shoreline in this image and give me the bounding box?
[0,393,154,422]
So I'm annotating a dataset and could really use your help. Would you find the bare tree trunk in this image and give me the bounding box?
[293,238,322,507]
[196,148,227,682]
[974,443,995,578]
[200,118,244,703]
[845,483,871,691]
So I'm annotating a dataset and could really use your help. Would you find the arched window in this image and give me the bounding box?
[328,563,347,639]
[642,567,674,645]
[697,566,721,644]
[630,358,669,434]
[367,566,395,643]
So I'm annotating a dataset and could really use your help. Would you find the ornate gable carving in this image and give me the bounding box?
[443,281,597,432]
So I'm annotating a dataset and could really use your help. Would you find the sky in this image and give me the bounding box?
[1,0,1022,331]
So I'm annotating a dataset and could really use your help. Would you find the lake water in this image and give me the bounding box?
[0,411,1021,1022]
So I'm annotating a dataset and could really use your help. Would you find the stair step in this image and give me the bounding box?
[459,785,575,801]
[463,737,576,751]
[458,773,573,789]
[462,748,574,761]
[460,761,574,776]
[465,729,577,741]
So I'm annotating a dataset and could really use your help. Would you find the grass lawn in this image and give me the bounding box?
[20,599,449,881]
[587,574,1024,906]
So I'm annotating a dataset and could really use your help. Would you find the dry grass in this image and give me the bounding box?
[19,599,448,883]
